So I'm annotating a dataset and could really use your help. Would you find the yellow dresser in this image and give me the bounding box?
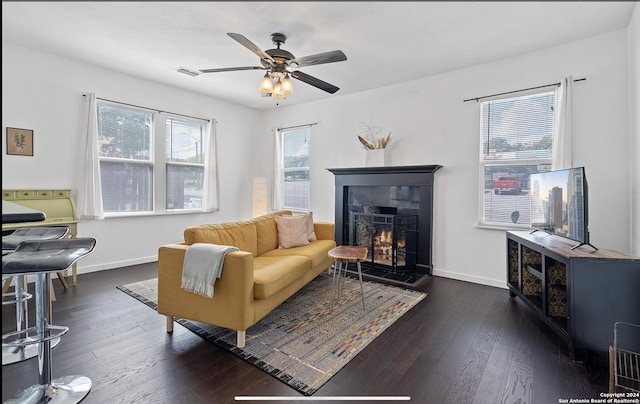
[2,189,80,285]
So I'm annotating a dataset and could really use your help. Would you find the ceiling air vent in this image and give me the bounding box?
[176,67,200,77]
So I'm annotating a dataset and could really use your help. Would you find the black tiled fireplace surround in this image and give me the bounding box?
[328,165,442,287]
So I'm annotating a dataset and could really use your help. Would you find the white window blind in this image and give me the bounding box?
[481,93,554,161]
[479,90,555,228]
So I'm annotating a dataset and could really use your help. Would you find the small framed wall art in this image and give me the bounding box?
[6,127,34,156]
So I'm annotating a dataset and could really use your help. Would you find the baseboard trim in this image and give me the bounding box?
[432,268,507,289]
[76,255,158,275]
[85,261,507,289]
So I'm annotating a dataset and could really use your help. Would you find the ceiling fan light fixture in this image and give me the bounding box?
[271,78,286,99]
[259,72,273,93]
[200,32,347,99]
[281,74,294,94]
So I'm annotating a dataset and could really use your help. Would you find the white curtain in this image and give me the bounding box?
[272,129,284,211]
[77,92,104,220]
[552,76,574,170]
[201,119,219,212]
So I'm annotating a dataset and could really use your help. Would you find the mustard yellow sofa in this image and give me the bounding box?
[157,210,336,347]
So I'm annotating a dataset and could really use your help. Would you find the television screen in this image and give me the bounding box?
[529,167,589,246]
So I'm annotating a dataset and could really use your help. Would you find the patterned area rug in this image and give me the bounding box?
[117,273,426,396]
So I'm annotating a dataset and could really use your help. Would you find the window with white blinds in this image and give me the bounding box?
[479,90,555,228]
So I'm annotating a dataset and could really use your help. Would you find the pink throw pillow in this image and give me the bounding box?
[305,212,317,241]
[276,214,310,249]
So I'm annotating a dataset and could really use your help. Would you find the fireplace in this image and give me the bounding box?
[351,207,418,273]
[327,165,442,287]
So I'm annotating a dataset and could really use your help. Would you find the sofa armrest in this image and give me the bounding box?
[157,243,256,331]
[313,222,335,240]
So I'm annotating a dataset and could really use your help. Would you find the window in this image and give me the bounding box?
[277,127,310,211]
[97,101,208,214]
[165,117,206,210]
[479,90,555,228]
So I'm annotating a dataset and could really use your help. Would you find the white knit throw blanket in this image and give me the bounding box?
[181,243,239,298]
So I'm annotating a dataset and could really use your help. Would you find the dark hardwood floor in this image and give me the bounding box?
[2,263,610,403]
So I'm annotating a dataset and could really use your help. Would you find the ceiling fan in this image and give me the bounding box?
[199,32,347,99]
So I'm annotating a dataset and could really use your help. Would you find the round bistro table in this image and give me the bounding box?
[328,245,368,311]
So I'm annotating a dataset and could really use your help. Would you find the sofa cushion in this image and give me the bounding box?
[252,210,292,256]
[253,255,311,299]
[276,214,310,249]
[184,221,258,256]
[261,239,336,268]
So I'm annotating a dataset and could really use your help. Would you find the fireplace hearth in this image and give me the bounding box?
[328,165,442,288]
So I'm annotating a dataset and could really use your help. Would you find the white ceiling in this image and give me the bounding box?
[2,2,636,110]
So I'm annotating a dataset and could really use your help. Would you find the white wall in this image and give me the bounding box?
[2,26,636,286]
[2,42,262,273]
[261,29,633,288]
[629,5,640,257]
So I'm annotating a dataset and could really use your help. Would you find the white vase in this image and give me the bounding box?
[365,149,386,167]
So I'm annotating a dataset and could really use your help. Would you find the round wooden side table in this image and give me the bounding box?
[328,246,368,311]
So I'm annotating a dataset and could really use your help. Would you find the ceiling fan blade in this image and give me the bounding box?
[227,32,274,64]
[290,70,340,94]
[199,66,265,73]
[289,50,347,67]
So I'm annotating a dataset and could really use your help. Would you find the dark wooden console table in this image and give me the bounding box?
[506,230,639,361]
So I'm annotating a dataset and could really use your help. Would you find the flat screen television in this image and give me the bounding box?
[529,167,596,250]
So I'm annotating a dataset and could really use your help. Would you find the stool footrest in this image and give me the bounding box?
[3,337,61,366]
[2,324,69,347]
[2,290,32,305]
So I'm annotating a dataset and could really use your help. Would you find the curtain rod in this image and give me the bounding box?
[463,77,586,103]
[276,122,318,131]
[83,94,211,122]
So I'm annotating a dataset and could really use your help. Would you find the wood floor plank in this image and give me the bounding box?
[511,308,541,368]
[430,308,485,379]
[531,325,563,404]
[501,360,534,404]
[496,297,526,347]
[472,341,514,404]
[442,348,490,403]
[559,345,602,399]
[413,371,452,403]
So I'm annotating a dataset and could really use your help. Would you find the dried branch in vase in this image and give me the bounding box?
[358,136,374,150]
[357,119,392,149]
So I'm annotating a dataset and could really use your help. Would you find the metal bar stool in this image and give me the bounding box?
[2,226,70,366]
[2,237,96,404]
[3,227,72,293]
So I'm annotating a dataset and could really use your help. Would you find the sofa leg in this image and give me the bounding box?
[237,330,246,348]
[166,315,174,333]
